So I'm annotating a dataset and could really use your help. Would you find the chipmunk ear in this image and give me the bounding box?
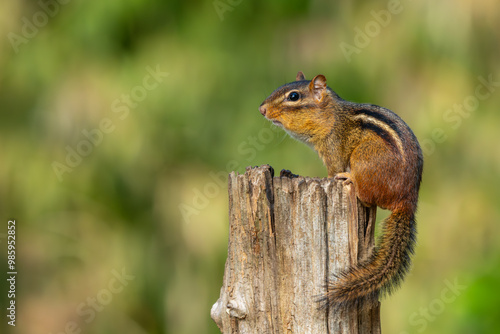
[309,75,327,101]
[296,71,306,81]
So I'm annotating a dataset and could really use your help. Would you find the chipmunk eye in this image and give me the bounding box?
[288,92,300,101]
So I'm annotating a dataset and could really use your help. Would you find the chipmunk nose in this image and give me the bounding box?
[259,105,267,116]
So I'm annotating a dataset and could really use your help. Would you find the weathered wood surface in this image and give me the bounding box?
[211,165,381,333]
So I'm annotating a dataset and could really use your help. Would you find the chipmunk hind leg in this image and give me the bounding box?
[349,138,403,210]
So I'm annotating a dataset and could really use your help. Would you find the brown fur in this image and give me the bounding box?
[259,72,423,309]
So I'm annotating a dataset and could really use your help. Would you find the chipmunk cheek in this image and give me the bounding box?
[285,119,301,133]
[265,110,276,120]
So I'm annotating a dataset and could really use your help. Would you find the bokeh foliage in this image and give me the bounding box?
[1,0,500,333]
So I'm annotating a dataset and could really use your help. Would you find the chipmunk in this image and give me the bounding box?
[259,72,423,309]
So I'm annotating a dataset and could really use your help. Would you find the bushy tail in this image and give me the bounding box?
[320,207,416,309]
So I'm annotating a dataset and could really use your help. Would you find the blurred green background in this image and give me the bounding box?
[1,0,499,333]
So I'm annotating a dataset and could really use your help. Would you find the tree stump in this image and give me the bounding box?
[211,165,381,333]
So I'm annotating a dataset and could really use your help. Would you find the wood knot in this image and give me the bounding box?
[226,298,247,319]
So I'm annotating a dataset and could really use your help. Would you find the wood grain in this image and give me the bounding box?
[211,165,381,333]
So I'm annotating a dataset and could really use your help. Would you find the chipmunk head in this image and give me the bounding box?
[259,72,340,147]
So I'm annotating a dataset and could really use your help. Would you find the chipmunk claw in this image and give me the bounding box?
[334,172,353,186]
